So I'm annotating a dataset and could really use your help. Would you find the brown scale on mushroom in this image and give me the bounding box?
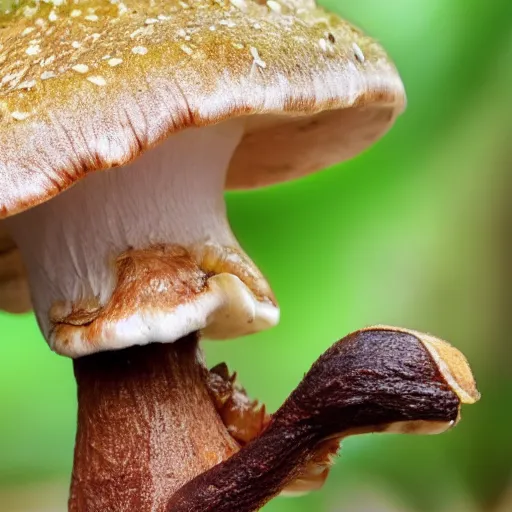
[206,362,345,496]
[0,1,479,512]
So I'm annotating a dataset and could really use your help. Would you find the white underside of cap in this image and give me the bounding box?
[6,120,280,357]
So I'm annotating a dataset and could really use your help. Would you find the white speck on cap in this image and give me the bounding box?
[11,111,31,121]
[180,44,193,55]
[230,0,247,12]
[250,46,266,68]
[267,0,281,13]
[352,42,365,63]
[40,55,55,66]
[18,80,36,90]
[130,25,155,38]
[87,75,106,86]
[117,3,128,15]
[108,58,123,67]
[23,5,38,17]
[72,64,90,74]
[132,46,148,55]
[26,44,41,56]
[41,71,56,80]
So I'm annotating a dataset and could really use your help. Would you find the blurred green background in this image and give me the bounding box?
[1,1,511,511]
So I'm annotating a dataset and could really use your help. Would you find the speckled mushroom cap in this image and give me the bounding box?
[0,0,405,323]
[0,0,405,215]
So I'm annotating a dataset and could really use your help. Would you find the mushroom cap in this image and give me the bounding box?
[0,0,405,216]
[0,0,405,312]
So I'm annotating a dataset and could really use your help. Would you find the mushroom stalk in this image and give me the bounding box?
[69,333,239,512]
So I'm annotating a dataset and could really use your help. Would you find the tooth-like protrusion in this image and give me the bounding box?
[207,363,270,446]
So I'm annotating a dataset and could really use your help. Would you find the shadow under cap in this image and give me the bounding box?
[0,224,30,312]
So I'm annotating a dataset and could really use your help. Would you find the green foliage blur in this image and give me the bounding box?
[1,1,511,511]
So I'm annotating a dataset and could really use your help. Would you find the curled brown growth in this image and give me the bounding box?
[167,328,479,512]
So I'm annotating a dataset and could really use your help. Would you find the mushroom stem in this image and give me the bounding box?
[166,328,471,512]
[69,333,238,512]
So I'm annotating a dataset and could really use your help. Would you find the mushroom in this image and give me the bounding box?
[0,1,479,511]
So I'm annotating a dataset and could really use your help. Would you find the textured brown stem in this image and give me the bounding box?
[69,334,238,512]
